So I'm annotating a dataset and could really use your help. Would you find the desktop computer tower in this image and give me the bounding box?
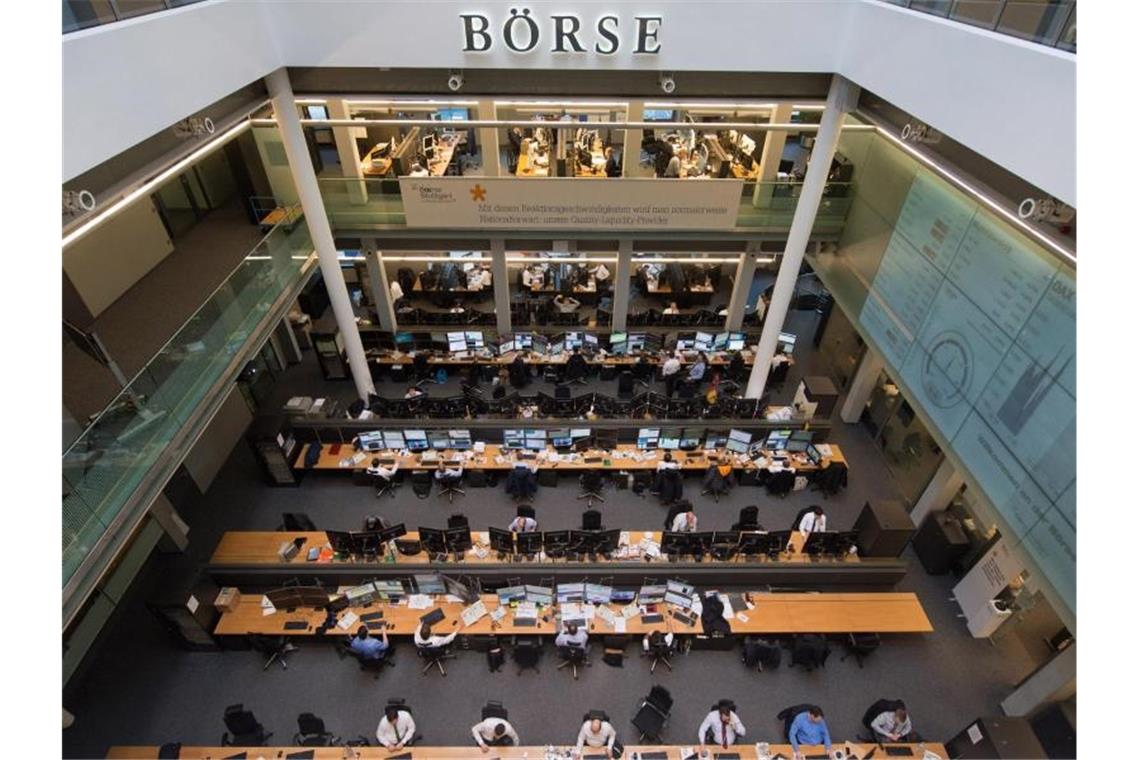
[853,500,915,557]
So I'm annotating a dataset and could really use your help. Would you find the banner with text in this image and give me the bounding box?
[399,177,743,231]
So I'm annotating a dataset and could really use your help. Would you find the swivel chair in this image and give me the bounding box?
[646,634,673,673]
[631,687,673,743]
[513,636,543,674]
[581,509,603,531]
[247,634,296,671]
[294,713,339,746]
[221,704,272,746]
[577,471,606,507]
[417,644,457,677]
[281,512,318,531]
[731,506,761,532]
[557,645,590,679]
[336,638,395,679]
[436,472,465,504]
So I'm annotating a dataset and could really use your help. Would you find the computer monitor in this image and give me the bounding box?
[584,334,599,347]
[637,428,661,450]
[404,430,429,451]
[429,431,451,450]
[503,429,525,449]
[543,530,570,552]
[570,428,591,440]
[373,580,406,601]
[806,443,823,465]
[413,572,446,594]
[418,527,448,555]
[524,429,546,451]
[517,531,544,555]
[666,579,695,598]
[449,429,473,449]
[557,582,585,603]
[737,531,768,556]
[326,530,354,555]
[514,333,534,350]
[766,429,792,451]
[711,530,741,548]
[676,338,695,352]
[499,340,516,355]
[580,584,609,604]
[564,331,583,349]
[726,428,752,454]
[570,530,600,553]
[679,427,704,450]
[596,528,621,554]
[395,332,415,346]
[379,524,407,544]
[532,334,550,354]
[609,332,628,354]
[804,530,837,557]
[465,331,484,348]
[421,134,436,155]
[383,431,406,450]
[447,331,466,352]
[550,427,572,449]
[350,531,382,556]
[710,332,728,351]
[341,583,376,607]
[638,584,667,604]
[489,527,515,554]
[727,332,746,351]
[442,574,476,603]
[627,333,647,352]
[445,526,473,553]
[786,429,813,453]
[694,331,714,351]
[657,428,681,450]
[766,529,794,556]
[498,585,526,605]
[660,532,689,555]
[704,429,728,449]
[550,340,565,355]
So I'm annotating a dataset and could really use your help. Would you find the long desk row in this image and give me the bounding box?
[296,443,844,473]
[368,349,756,367]
[214,591,933,638]
[109,743,947,759]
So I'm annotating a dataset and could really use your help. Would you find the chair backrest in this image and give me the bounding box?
[738,505,759,527]
[647,685,673,714]
[224,704,260,735]
[560,645,586,662]
[448,514,469,529]
[297,713,326,736]
[582,470,603,489]
[482,701,509,720]
[283,512,317,531]
[790,506,814,531]
[582,509,602,530]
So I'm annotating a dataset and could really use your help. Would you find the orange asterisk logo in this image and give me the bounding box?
[470,184,487,202]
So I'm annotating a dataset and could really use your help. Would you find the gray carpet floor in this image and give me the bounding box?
[62,310,1041,759]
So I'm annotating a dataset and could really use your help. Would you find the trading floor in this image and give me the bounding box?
[63,310,1039,759]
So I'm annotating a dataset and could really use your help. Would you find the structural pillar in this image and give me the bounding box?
[326,99,368,204]
[150,493,189,553]
[839,347,885,423]
[724,250,760,331]
[611,240,634,330]
[745,76,859,399]
[274,315,303,364]
[362,239,397,332]
[1001,645,1076,717]
[476,99,501,177]
[266,67,375,400]
[753,103,795,207]
[490,239,511,336]
[911,457,966,525]
[622,100,645,178]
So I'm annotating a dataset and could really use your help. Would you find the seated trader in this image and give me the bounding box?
[871,703,914,743]
[555,623,589,651]
[435,460,464,485]
[575,714,617,754]
[508,507,538,533]
[505,462,538,500]
[414,622,459,650]
[699,700,746,749]
[350,626,389,660]
[789,706,833,760]
[670,503,699,532]
[471,715,520,751]
[366,458,398,482]
[642,629,674,653]
[688,352,709,384]
[553,294,582,313]
[565,347,590,381]
[405,386,426,400]
[376,704,416,750]
[798,505,827,537]
[703,456,735,493]
[663,300,681,315]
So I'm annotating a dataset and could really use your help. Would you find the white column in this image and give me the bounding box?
[150,493,189,553]
[911,457,966,525]
[1001,645,1076,717]
[490,239,511,335]
[745,76,859,399]
[839,347,885,423]
[266,68,375,400]
[622,100,645,178]
[611,240,634,330]
[326,99,368,204]
[476,99,501,177]
[753,103,795,207]
[363,239,397,332]
[724,251,759,331]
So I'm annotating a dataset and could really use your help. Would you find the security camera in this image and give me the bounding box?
[447,71,464,92]
[659,73,675,94]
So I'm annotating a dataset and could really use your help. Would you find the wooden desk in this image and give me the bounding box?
[365,348,751,369]
[210,530,852,569]
[213,590,932,637]
[427,134,464,176]
[258,205,302,230]
[515,151,549,177]
[360,143,393,177]
[110,743,948,759]
[293,443,846,473]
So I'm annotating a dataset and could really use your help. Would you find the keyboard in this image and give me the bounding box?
[283,621,308,631]
[641,754,669,760]
[715,754,741,760]
[419,608,445,625]
[641,614,664,624]
[361,612,384,621]
[285,752,316,759]
[884,748,914,757]
[365,622,386,631]
[514,618,537,627]
[222,754,247,760]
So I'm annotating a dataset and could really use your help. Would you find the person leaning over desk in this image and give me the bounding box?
[376,703,416,750]
[471,715,520,751]
[575,714,617,754]
[414,622,458,649]
[798,505,827,537]
[350,625,389,660]
[699,699,746,749]
[789,705,833,759]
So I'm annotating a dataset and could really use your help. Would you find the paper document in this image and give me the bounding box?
[515,601,538,619]
[719,593,734,619]
[595,606,616,625]
[337,611,359,630]
[816,444,834,457]
[582,603,597,620]
[613,618,626,633]
[491,607,507,623]
[407,594,432,610]
[621,604,638,619]
[461,600,488,627]
[260,596,276,616]
[736,612,749,623]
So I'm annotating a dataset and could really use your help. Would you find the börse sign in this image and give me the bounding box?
[461,9,662,55]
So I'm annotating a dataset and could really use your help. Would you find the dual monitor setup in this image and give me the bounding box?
[496,579,695,609]
[659,529,857,561]
[387,330,753,358]
[635,427,823,463]
[487,527,621,561]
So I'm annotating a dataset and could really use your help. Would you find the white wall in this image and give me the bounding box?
[63,0,1075,203]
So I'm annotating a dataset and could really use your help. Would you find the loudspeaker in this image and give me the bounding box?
[853,500,915,557]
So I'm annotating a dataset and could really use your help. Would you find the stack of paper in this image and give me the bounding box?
[260,596,277,617]
[613,618,627,633]
[515,601,538,620]
[407,594,432,610]
[461,600,488,627]
[337,611,360,630]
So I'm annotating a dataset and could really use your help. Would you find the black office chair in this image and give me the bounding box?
[645,633,673,673]
[631,687,673,743]
[221,704,272,746]
[247,634,296,671]
[741,636,783,672]
[617,371,635,398]
[482,700,510,720]
[581,509,603,531]
[417,644,457,677]
[436,472,465,503]
[447,513,469,529]
[778,703,819,742]
[411,470,433,498]
[337,638,395,678]
[505,466,538,501]
[788,634,830,671]
[513,636,543,674]
[842,632,881,668]
[768,361,790,390]
[281,512,317,531]
[294,713,339,746]
[766,469,795,497]
[373,470,399,499]
[656,468,683,504]
[732,505,761,532]
[557,645,590,679]
[578,471,606,507]
[812,461,849,497]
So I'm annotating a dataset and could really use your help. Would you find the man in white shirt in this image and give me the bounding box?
[642,629,674,652]
[471,716,520,751]
[390,279,404,303]
[376,704,416,750]
[661,351,683,397]
[591,263,611,282]
[553,294,581,313]
[479,267,493,289]
[575,715,616,753]
[556,623,588,651]
[435,461,464,481]
[798,505,827,537]
[656,452,681,472]
[871,704,913,743]
[365,458,398,494]
[699,700,746,749]
[671,507,699,533]
[414,623,459,649]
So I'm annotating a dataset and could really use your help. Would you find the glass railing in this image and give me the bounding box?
[62,220,315,586]
[319,178,408,228]
[736,180,854,231]
[63,0,206,34]
[881,0,1075,51]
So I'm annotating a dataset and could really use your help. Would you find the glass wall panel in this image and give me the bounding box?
[495,101,627,178]
[508,250,618,330]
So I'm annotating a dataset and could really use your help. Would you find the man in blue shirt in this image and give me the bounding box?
[350,626,389,660]
[789,706,832,759]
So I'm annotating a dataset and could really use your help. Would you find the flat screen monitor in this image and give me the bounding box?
[712,333,729,351]
[585,583,613,604]
[465,331,484,347]
[689,531,714,552]
[584,334,599,346]
[609,332,628,353]
[383,431,406,449]
[516,531,544,554]
[666,580,695,598]
[445,526,473,553]
[712,530,741,548]
[543,530,570,550]
[737,531,768,555]
[524,429,546,450]
[449,338,467,352]
[694,331,714,351]
[394,332,415,346]
[660,532,689,555]
[498,585,526,605]
[488,527,515,554]
[658,428,682,450]
[373,580,405,600]
[503,429,525,449]
[429,431,451,450]
[596,528,621,553]
[442,574,475,603]
[786,430,813,453]
[379,523,407,543]
[341,583,376,607]
[726,428,752,454]
[727,332,746,351]
[550,340,565,355]
[570,530,599,552]
[638,584,667,604]
[525,585,553,605]
[766,429,792,451]
[704,429,728,449]
[421,135,436,155]
[499,340,516,355]
[514,333,533,350]
[429,331,448,347]
[766,530,794,555]
[447,331,465,344]
[803,530,837,557]
[549,427,572,448]
[418,527,447,554]
[413,572,446,594]
[404,430,429,451]
[637,428,661,450]
[806,443,822,465]
[532,334,550,354]
[564,331,583,349]
[326,530,354,555]
[664,591,692,609]
[350,531,382,555]
[679,427,704,450]
[557,582,585,603]
[676,338,695,351]
[570,428,591,440]
[627,333,647,352]
[449,429,473,449]
[610,587,637,603]
[778,331,797,353]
